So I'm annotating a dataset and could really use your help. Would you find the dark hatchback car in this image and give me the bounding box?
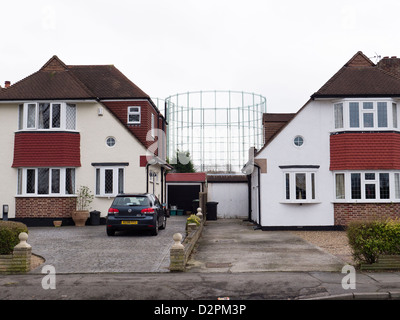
[106,193,167,236]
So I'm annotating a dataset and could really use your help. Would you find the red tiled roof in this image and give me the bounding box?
[263,113,296,144]
[330,132,400,170]
[0,55,150,101]
[312,51,400,98]
[12,132,81,167]
[166,173,206,182]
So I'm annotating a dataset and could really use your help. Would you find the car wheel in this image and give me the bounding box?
[151,219,159,236]
[159,216,167,230]
[106,228,115,236]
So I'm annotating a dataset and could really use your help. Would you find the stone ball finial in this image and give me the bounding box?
[172,233,184,249]
[15,232,31,249]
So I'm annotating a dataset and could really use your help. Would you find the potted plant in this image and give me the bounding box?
[72,186,94,227]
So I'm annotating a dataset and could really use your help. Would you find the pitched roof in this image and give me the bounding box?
[312,51,400,98]
[263,113,296,144]
[0,55,150,101]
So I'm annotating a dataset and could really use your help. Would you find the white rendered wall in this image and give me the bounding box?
[255,100,335,227]
[0,103,19,219]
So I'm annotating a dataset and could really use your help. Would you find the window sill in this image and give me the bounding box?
[15,194,77,198]
[280,201,321,205]
[332,200,400,204]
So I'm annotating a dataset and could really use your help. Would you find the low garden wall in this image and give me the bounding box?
[0,232,31,274]
[170,210,205,272]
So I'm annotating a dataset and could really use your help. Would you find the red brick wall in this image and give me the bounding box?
[16,197,77,218]
[12,132,81,167]
[102,100,164,153]
[330,132,400,170]
[334,203,400,226]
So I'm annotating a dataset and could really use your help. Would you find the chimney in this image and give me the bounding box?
[4,81,11,88]
[377,56,400,78]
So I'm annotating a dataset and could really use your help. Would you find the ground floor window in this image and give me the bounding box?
[282,169,318,203]
[17,167,75,196]
[334,171,400,202]
[95,167,124,197]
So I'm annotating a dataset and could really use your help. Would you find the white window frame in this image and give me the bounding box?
[332,98,399,132]
[333,171,400,203]
[16,167,76,197]
[19,102,77,131]
[127,106,141,124]
[95,166,125,197]
[281,169,319,203]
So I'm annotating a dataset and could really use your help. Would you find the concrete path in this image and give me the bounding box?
[187,219,345,272]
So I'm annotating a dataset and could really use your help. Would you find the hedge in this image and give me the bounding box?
[0,221,28,255]
[347,219,400,264]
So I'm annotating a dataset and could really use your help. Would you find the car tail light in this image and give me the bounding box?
[108,208,119,214]
[141,208,155,214]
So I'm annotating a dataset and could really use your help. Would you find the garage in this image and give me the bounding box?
[166,173,206,214]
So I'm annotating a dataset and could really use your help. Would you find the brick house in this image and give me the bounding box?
[244,51,400,228]
[0,56,171,225]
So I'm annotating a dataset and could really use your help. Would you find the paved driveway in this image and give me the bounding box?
[27,216,187,274]
[187,219,345,272]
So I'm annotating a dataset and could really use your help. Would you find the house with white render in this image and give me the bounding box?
[0,56,171,225]
[244,51,400,228]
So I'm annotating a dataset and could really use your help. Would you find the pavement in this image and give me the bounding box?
[1,217,400,300]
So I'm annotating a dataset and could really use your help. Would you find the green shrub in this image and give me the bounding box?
[347,219,400,264]
[186,214,201,226]
[0,221,28,255]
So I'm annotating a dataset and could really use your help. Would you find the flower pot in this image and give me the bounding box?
[72,210,89,227]
[53,220,62,227]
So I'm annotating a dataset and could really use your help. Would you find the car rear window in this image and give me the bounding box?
[112,196,150,207]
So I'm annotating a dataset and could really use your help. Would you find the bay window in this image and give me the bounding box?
[333,99,399,131]
[17,168,75,196]
[95,166,125,197]
[335,171,400,202]
[282,167,319,203]
[18,102,76,131]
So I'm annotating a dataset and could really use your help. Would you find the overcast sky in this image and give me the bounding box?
[1,0,400,114]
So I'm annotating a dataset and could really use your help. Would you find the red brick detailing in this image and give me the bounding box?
[334,203,400,226]
[330,132,400,170]
[15,197,77,218]
[12,132,81,167]
[102,100,163,154]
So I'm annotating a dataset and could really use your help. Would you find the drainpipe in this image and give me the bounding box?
[146,163,150,193]
[247,173,252,222]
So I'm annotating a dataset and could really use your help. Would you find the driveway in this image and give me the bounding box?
[27,216,187,274]
[187,219,345,272]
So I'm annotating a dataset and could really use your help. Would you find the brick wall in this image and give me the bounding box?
[102,100,164,152]
[16,197,77,218]
[334,203,400,226]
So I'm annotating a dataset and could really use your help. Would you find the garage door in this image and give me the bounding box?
[167,184,200,213]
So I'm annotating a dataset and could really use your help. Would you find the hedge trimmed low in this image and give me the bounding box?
[0,221,28,255]
[347,219,400,264]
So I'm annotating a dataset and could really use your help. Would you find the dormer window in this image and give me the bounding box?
[18,102,76,131]
[128,106,141,124]
[333,99,398,131]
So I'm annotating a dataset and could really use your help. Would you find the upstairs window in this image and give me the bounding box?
[19,102,76,131]
[128,106,141,124]
[334,100,398,131]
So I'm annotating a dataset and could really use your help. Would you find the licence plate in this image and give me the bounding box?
[121,221,138,225]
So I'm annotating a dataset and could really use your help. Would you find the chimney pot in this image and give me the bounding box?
[5,81,11,88]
